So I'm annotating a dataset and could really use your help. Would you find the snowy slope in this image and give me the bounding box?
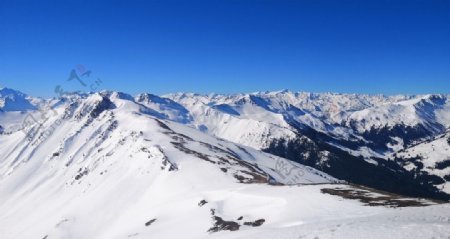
[165,91,450,199]
[392,130,450,194]
[165,92,450,149]
[163,93,298,149]
[0,87,38,112]
[1,89,450,239]
[3,89,449,195]
[344,94,448,134]
[0,91,336,238]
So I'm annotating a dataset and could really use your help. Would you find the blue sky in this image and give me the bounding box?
[1,0,449,97]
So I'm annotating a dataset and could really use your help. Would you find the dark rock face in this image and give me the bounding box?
[243,219,265,227]
[73,95,115,121]
[74,168,89,180]
[90,96,115,119]
[208,216,240,233]
[198,200,208,207]
[435,160,450,170]
[145,219,157,227]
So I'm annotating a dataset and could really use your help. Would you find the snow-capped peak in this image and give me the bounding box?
[0,87,37,112]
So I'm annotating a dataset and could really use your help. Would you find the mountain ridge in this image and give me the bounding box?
[1,87,450,239]
[1,87,450,200]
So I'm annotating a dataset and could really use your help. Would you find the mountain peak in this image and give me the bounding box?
[0,87,27,96]
[0,87,37,112]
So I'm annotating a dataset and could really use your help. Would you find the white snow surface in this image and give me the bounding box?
[165,92,450,155]
[0,90,450,239]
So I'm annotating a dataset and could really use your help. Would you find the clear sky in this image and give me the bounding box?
[1,0,450,97]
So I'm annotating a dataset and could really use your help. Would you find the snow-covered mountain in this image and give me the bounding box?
[164,91,450,200]
[0,87,38,112]
[165,91,449,147]
[1,88,450,239]
[391,130,450,194]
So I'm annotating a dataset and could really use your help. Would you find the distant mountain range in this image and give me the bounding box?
[162,91,450,200]
[1,87,450,238]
